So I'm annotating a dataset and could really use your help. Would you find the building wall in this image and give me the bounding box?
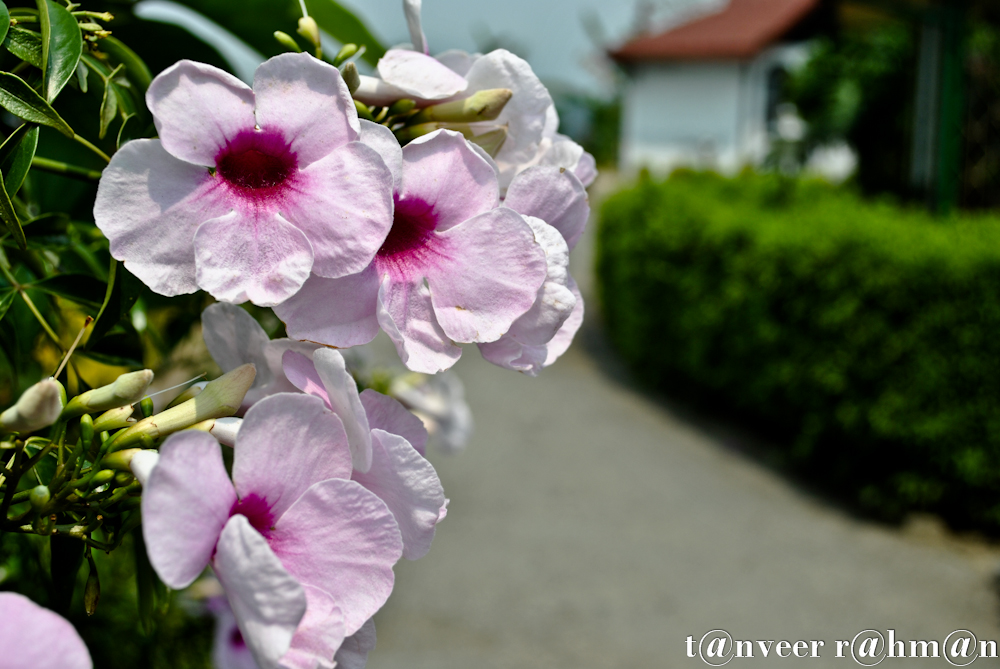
[620,61,745,173]
[618,44,812,175]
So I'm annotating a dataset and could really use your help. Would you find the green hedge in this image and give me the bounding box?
[596,171,1000,530]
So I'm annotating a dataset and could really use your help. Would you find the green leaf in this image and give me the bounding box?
[37,0,83,102]
[87,259,141,347]
[3,26,43,68]
[75,59,88,93]
[99,65,122,140]
[0,71,74,136]
[0,171,24,251]
[0,290,14,322]
[99,36,152,93]
[1,125,39,196]
[0,3,10,47]
[305,0,385,66]
[79,330,143,367]
[30,273,107,311]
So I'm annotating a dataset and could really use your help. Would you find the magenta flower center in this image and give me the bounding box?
[216,129,297,201]
[230,493,275,537]
[378,197,437,259]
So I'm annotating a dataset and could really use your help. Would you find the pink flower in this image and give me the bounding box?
[479,166,591,374]
[275,129,547,374]
[95,53,394,307]
[201,302,318,410]
[283,349,448,560]
[141,393,403,668]
[0,593,92,669]
[210,595,376,669]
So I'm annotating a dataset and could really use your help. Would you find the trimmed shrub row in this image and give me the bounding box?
[596,171,1000,530]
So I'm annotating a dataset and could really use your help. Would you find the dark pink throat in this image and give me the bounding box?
[216,130,296,200]
[378,197,437,259]
[230,493,275,537]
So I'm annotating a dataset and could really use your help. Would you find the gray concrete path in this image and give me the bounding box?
[367,183,1000,668]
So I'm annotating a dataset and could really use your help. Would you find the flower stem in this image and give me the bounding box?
[31,157,103,181]
[72,134,111,164]
[19,290,63,352]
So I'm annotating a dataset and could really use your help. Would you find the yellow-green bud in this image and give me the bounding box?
[388,99,417,117]
[92,405,136,433]
[139,397,154,418]
[111,364,256,451]
[468,126,509,157]
[166,381,206,409]
[79,413,94,446]
[394,121,441,144]
[62,369,154,419]
[342,62,361,95]
[297,16,321,48]
[84,562,100,616]
[29,485,50,511]
[0,379,64,434]
[409,88,513,125]
[354,99,375,122]
[274,30,302,52]
[334,43,358,66]
[90,469,115,487]
[113,471,133,486]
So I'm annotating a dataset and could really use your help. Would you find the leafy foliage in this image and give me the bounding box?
[597,170,1000,531]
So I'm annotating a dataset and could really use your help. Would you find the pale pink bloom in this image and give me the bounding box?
[95,53,394,307]
[201,302,318,410]
[479,166,590,374]
[0,593,92,669]
[283,349,448,560]
[334,619,377,669]
[209,597,376,669]
[389,371,473,454]
[276,129,547,374]
[141,394,403,668]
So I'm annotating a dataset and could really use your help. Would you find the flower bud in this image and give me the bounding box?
[410,89,513,125]
[334,43,358,66]
[342,61,361,95]
[79,413,94,446]
[29,485,50,511]
[468,126,509,157]
[62,370,154,419]
[354,99,375,122]
[211,417,241,447]
[297,16,320,48]
[387,98,417,117]
[0,379,64,434]
[111,365,255,451]
[130,450,159,487]
[139,397,154,418]
[84,562,100,616]
[166,381,206,409]
[90,469,115,487]
[273,30,302,53]
[113,471,133,486]
[92,405,136,433]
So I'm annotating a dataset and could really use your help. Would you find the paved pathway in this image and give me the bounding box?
[367,183,1000,668]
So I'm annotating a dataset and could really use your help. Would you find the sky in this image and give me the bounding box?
[136,0,724,95]
[337,0,722,94]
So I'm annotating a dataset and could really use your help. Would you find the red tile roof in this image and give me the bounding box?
[610,0,821,62]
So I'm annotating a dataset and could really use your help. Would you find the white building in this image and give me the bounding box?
[611,0,825,174]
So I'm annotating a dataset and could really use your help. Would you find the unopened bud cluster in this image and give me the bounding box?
[0,364,257,616]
